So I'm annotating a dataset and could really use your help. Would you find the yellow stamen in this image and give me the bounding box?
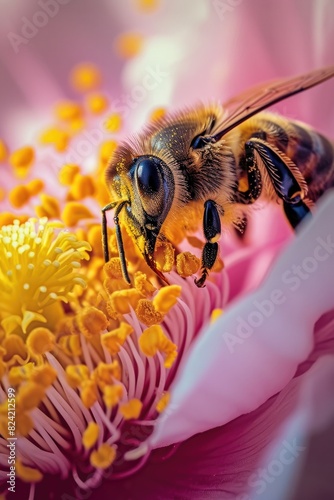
[139,325,177,368]
[9,146,35,178]
[149,107,166,121]
[109,289,144,315]
[8,363,34,386]
[58,164,81,185]
[17,382,45,411]
[0,139,8,162]
[70,63,102,93]
[90,443,117,469]
[26,327,55,357]
[210,308,223,323]
[40,127,69,152]
[104,113,122,133]
[26,179,44,196]
[2,335,28,363]
[114,33,144,59]
[135,299,163,326]
[176,252,200,277]
[76,306,108,338]
[119,399,142,419]
[16,459,43,483]
[35,194,61,219]
[103,384,123,408]
[156,391,170,413]
[81,380,98,408]
[82,422,99,450]
[154,240,174,272]
[9,185,30,208]
[134,272,156,297]
[54,101,83,122]
[17,412,33,436]
[58,334,82,357]
[101,322,133,355]
[69,174,95,200]
[99,140,118,164]
[66,364,90,388]
[30,365,57,387]
[61,202,94,226]
[87,225,104,258]
[86,93,109,114]
[92,361,121,390]
[0,213,29,227]
[152,285,181,314]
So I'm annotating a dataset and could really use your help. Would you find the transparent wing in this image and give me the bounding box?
[212,65,334,141]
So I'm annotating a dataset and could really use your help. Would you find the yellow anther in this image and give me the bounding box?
[104,113,122,133]
[135,299,163,326]
[154,240,174,272]
[103,384,123,408]
[54,100,83,121]
[104,258,124,280]
[70,63,102,93]
[238,175,249,192]
[58,334,82,357]
[9,146,35,176]
[58,164,81,185]
[30,365,57,387]
[26,179,44,196]
[149,107,166,121]
[8,363,34,386]
[35,193,61,219]
[90,443,117,469]
[86,93,109,114]
[16,459,43,483]
[109,289,144,315]
[69,174,95,200]
[82,422,99,450]
[114,33,144,59]
[210,308,223,324]
[61,202,94,226]
[2,335,28,363]
[119,398,143,420]
[40,127,69,152]
[152,285,181,315]
[9,185,30,208]
[0,212,29,227]
[0,139,8,162]
[156,391,170,413]
[17,412,33,436]
[76,307,108,338]
[26,327,54,357]
[93,361,121,389]
[17,382,45,411]
[99,140,118,164]
[87,225,104,257]
[81,380,98,408]
[135,0,160,12]
[176,252,201,278]
[212,256,224,273]
[101,322,133,355]
[134,272,156,297]
[66,364,90,388]
[139,325,177,368]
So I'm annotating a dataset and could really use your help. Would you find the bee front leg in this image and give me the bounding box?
[246,138,312,229]
[195,200,221,288]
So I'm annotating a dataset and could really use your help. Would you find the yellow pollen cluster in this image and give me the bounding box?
[139,325,177,368]
[0,218,91,336]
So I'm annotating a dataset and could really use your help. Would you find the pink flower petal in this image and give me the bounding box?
[149,190,334,448]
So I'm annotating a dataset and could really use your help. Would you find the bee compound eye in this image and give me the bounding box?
[135,158,162,195]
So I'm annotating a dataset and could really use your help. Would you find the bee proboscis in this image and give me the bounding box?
[102,65,334,287]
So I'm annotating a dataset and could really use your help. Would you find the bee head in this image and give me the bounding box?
[123,155,175,260]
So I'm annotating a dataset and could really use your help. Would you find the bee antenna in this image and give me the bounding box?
[101,200,131,284]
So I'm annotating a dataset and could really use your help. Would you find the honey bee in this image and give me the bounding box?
[102,66,334,287]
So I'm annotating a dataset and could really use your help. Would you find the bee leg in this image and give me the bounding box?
[194,200,221,288]
[246,138,311,229]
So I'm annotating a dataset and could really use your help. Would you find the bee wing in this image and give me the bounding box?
[212,65,334,141]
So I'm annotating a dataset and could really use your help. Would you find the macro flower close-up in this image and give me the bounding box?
[0,1,334,499]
